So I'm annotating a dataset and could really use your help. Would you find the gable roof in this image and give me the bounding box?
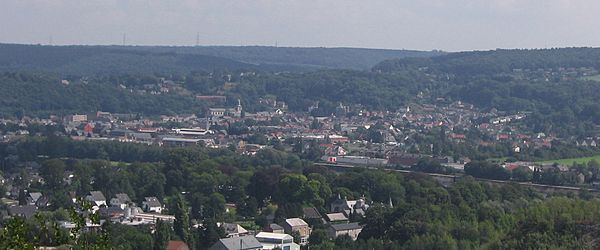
[330,222,362,231]
[285,218,308,227]
[167,240,190,250]
[144,197,162,207]
[209,235,262,250]
[302,207,322,219]
[113,193,131,203]
[268,223,284,231]
[28,192,43,202]
[220,223,248,235]
[8,205,37,219]
[326,213,348,222]
[89,191,106,202]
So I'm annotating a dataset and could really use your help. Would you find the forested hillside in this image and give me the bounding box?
[132,46,445,70]
[0,72,205,116]
[373,48,600,75]
[0,44,261,75]
[0,44,441,75]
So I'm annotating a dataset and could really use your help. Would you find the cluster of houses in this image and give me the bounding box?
[3,189,172,229]
[208,195,369,250]
[2,181,367,250]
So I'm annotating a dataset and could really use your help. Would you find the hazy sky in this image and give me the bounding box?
[1,0,599,51]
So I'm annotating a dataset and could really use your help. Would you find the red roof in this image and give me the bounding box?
[167,240,189,250]
[450,134,466,139]
[505,164,521,171]
[83,123,94,133]
[498,134,510,140]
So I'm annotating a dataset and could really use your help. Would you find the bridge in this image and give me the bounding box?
[314,162,599,196]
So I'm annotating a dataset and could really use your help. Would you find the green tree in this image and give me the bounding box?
[153,219,171,250]
[40,159,66,189]
[308,229,329,245]
[0,217,35,250]
[172,194,191,244]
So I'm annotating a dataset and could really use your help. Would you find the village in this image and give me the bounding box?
[2,94,600,249]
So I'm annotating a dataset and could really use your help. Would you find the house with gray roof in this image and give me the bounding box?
[86,191,107,207]
[208,235,262,250]
[8,205,37,219]
[143,197,162,213]
[327,222,362,241]
[110,193,132,209]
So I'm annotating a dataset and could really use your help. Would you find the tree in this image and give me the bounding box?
[290,231,302,245]
[68,198,111,249]
[237,196,258,217]
[40,159,66,189]
[511,166,533,182]
[195,218,225,250]
[153,219,171,250]
[308,229,329,245]
[172,194,191,244]
[0,217,34,250]
[358,205,392,240]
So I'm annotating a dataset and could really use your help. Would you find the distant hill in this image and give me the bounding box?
[130,46,445,70]
[373,48,600,75]
[0,44,260,75]
[0,44,443,75]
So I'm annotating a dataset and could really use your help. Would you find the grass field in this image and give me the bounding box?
[580,75,600,82]
[537,155,600,166]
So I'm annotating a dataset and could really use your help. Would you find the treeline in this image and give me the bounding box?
[133,45,444,70]
[374,48,600,75]
[0,72,206,117]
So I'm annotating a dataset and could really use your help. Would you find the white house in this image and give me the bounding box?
[255,232,300,250]
[142,197,162,213]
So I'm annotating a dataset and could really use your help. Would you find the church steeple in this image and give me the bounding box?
[236,99,243,113]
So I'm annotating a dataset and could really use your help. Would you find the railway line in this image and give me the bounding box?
[314,162,598,195]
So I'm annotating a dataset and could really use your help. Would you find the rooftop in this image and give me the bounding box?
[285,218,308,227]
[255,232,293,241]
[330,222,362,231]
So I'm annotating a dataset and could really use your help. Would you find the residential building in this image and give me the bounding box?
[220,222,249,238]
[325,213,348,224]
[282,218,311,245]
[110,193,132,209]
[8,205,37,219]
[86,191,107,207]
[327,222,363,241]
[142,197,162,213]
[255,232,300,250]
[208,235,262,250]
[263,223,285,234]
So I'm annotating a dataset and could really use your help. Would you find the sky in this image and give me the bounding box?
[1,0,599,51]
